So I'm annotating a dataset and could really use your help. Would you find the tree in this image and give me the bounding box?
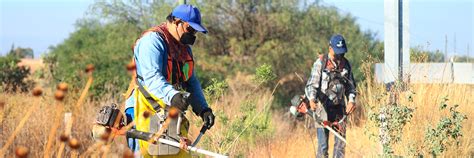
[410,47,445,62]
[8,44,34,58]
[194,1,384,104]
[0,54,34,92]
[45,0,384,101]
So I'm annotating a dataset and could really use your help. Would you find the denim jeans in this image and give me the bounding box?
[316,106,346,158]
[316,128,346,158]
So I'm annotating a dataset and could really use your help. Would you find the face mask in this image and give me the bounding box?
[177,22,196,45]
[180,32,196,45]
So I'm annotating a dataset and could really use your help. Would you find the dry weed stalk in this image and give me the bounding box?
[0,87,42,156]
[44,83,68,157]
[68,137,81,158]
[79,141,104,158]
[58,65,94,157]
[0,100,4,122]
[102,62,136,157]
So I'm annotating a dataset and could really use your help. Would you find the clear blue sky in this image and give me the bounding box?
[1,0,473,58]
[323,0,473,57]
[0,0,93,57]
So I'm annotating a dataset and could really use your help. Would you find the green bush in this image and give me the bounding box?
[368,103,414,155]
[253,64,277,86]
[204,78,228,101]
[367,88,415,155]
[0,55,34,92]
[43,21,139,99]
[424,97,467,156]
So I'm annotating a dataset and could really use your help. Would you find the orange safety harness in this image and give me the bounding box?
[133,23,194,85]
[125,24,194,100]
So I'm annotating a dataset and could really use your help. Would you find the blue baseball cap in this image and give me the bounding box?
[171,4,208,34]
[329,34,347,54]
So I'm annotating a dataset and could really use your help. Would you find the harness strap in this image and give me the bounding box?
[316,54,329,101]
[317,54,349,104]
[136,74,162,112]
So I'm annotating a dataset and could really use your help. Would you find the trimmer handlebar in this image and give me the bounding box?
[126,129,153,141]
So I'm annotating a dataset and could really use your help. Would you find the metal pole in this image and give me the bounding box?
[157,138,228,158]
[398,0,404,82]
[445,34,448,62]
[127,129,227,158]
[454,33,456,55]
[468,44,470,62]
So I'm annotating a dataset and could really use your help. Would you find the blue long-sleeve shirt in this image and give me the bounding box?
[125,31,208,115]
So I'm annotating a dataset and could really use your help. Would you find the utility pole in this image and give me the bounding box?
[384,0,409,83]
[382,0,410,154]
[454,33,457,56]
[445,34,448,62]
[398,0,403,81]
[468,44,470,63]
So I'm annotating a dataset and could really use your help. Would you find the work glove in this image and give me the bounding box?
[200,108,215,129]
[171,93,190,112]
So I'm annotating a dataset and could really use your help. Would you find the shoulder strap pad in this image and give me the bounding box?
[317,53,329,93]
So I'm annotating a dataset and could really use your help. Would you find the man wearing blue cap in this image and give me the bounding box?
[305,34,357,158]
[123,4,215,157]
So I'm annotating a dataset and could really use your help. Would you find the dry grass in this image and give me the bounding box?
[186,72,277,155]
[1,68,472,157]
[17,59,43,73]
[0,88,128,157]
[248,83,473,157]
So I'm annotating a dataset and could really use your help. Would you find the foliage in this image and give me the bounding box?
[367,89,415,155]
[424,97,467,155]
[0,54,34,93]
[197,1,384,84]
[368,104,414,155]
[194,0,384,104]
[211,100,273,155]
[44,0,383,100]
[204,78,228,101]
[366,89,469,156]
[253,63,276,86]
[198,65,275,155]
[410,47,445,62]
[7,45,34,59]
[411,46,474,63]
[452,55,474,63]
[43,19,140,99]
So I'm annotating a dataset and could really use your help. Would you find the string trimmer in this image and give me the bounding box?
[289,95,347,144]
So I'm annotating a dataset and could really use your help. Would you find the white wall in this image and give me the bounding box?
[375,63,474,84]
